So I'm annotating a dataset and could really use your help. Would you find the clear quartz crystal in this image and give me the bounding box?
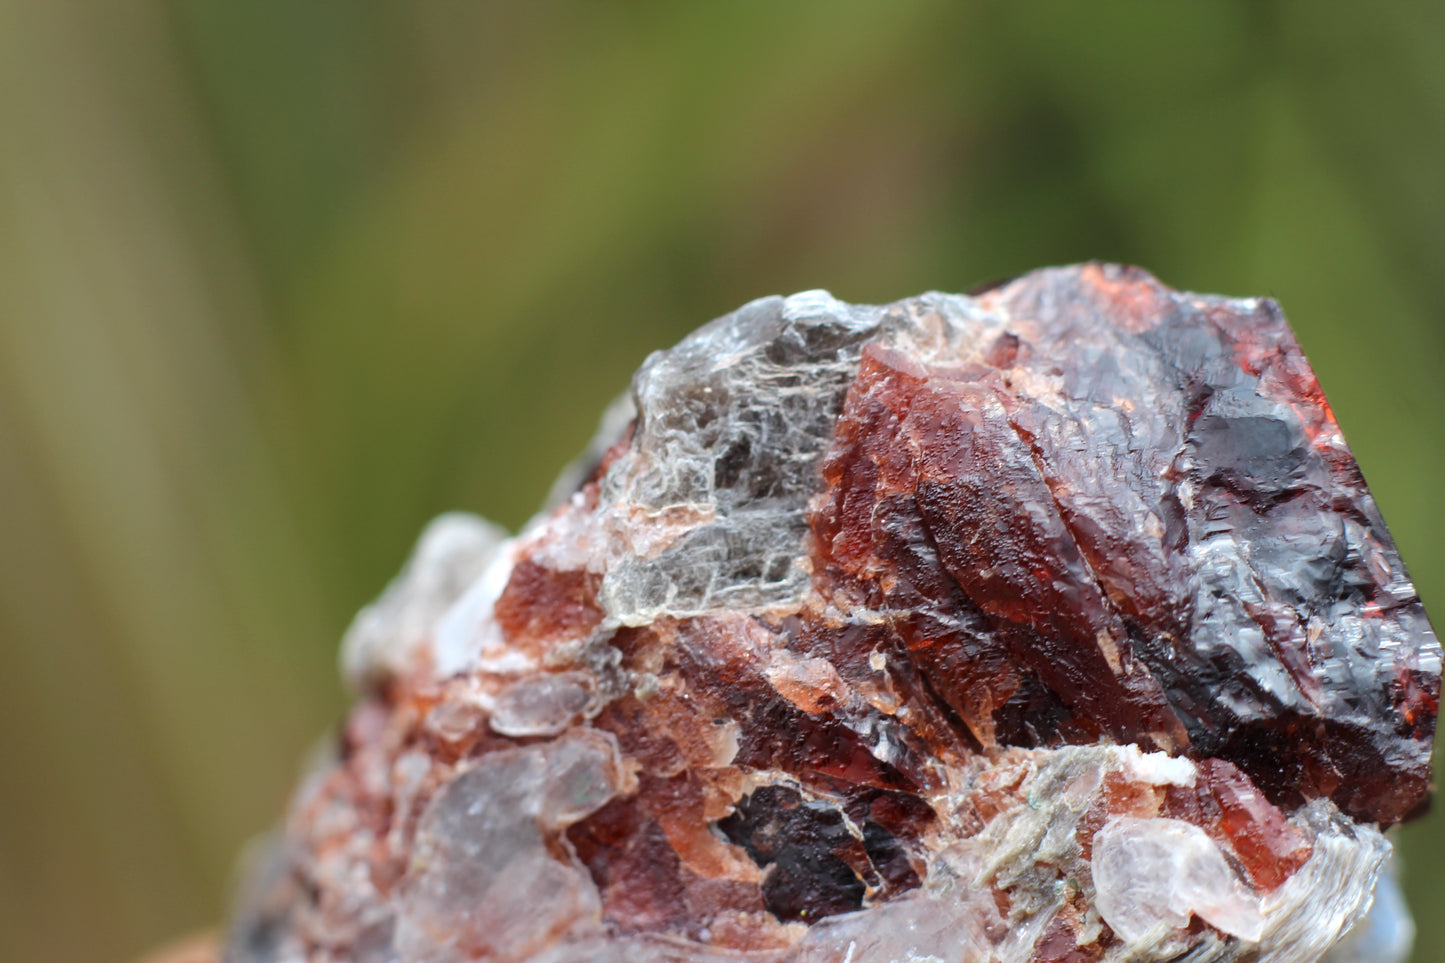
[1093,816,1264,943]
[394,731,622,963]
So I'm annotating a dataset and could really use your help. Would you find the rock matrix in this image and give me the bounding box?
[225,265,1439,963]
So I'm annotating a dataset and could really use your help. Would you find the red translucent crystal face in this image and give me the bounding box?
[812,265,1438,825]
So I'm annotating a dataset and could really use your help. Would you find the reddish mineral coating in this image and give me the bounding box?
[1163,759,1313,893]
[812,267,1438,825]
[223,266,1438,963]
[494,561,605,647]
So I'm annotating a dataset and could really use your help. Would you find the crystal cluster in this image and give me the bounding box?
[225,265,1439,963]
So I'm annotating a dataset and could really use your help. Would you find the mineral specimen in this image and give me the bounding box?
[224,265,1440,963]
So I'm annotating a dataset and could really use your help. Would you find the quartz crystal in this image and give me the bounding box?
[224,264,1440,963]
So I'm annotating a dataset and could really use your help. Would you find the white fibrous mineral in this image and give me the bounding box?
[223,266,1438,963]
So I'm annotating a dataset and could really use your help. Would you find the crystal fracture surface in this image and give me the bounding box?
[226,265,1439,963]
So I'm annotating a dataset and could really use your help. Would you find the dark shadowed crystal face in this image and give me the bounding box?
[809,264,1439,825]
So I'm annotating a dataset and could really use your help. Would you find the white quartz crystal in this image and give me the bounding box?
[792,893,991,963]
[341,512,508,690]
[394,730,623,963]
[489,671,594,737]
[1093,816,1264,943]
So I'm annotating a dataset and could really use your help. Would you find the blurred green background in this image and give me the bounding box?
[1,2,1442,961]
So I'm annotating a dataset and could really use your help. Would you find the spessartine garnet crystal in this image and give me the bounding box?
[226,265,1440,963]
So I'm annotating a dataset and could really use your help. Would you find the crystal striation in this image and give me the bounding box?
[224,265,1439,963]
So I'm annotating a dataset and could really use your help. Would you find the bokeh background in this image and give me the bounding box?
[1,2,1442,961]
